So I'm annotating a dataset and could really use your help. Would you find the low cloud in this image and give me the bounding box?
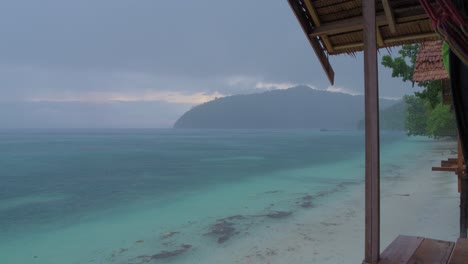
[325,85,360,96]
[30,90,226,105]
[255,81,297,90]
[379,96,401,100]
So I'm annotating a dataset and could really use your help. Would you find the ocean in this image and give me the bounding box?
[0,129,439,264]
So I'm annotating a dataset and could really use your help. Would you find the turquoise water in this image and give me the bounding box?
[0,129,432,263]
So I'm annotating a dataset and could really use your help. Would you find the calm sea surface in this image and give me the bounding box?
[0,129,429,264]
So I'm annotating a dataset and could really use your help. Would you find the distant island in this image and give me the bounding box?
[173,86,403,130]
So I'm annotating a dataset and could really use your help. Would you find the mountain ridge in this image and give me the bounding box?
[174,86,399,129]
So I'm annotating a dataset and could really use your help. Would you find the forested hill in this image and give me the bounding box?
[357,100,406,131]
[173,86,398,129]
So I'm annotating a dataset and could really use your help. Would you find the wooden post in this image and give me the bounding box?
[462,174,468,238]
[363,0,380,263]
[458,135,463,193]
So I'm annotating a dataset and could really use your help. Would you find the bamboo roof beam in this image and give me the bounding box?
[303,0,334,53]
[382,0,397,33]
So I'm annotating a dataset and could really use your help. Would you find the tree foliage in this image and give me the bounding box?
[403,95,429,136]
[427,104,457,138]
[414,80,442,109]
[381,44,419,82]
[381,44,456,138]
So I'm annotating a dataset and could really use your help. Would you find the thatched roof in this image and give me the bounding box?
[288,0,441,84]
[413,41,449,82]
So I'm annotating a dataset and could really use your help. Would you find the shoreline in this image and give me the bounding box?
[199,138,459,263]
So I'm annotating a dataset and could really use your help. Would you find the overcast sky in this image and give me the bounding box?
[0,0,420,128]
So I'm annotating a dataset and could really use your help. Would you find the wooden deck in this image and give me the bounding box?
[377,236,468,264]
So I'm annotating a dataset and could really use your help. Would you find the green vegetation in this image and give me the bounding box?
[381,44,418,82]
[427,103,457,138]
[381,44,456,138]
[380,100,406,131]
[403,95,429,136]
[357,100,406,131]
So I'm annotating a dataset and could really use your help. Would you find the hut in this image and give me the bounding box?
[413,41,464,192]
[288,0,468,263]
[413,41,451,105]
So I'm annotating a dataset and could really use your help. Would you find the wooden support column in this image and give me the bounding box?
[363,0,380,263]
[462,174,468,238]
[458,135,463,193]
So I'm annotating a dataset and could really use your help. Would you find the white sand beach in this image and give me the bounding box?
[200,138,459,264]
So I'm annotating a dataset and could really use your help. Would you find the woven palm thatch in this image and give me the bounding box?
[290,0,440,55]
[288,0,442,84]
[413,41,449,82]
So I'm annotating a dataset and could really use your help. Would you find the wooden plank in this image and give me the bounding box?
[288,0,335,85]
[320,36,334,53]
[432,166,458,172]
[397,13,429,23]
[379,235,424,264]
[363,0,380,263]
[334,42,364,51]
[407,239,455,264]
[442,160,457,167]
[448,238,468,264]
[309,15,387,37]
[382,0,397,33]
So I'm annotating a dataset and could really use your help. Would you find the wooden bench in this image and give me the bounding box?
[432,155,465,192]
[432,157,463,173]
[449,238,468,264]
[377,235,468,264]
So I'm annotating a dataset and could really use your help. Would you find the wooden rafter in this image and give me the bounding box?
[376,26,384,47]
[287,0,335,84]
[309,10,428,37]
[332,32,439,52]
[382,32,439,44]
[303,0,334,53]
[382,0,397,33]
